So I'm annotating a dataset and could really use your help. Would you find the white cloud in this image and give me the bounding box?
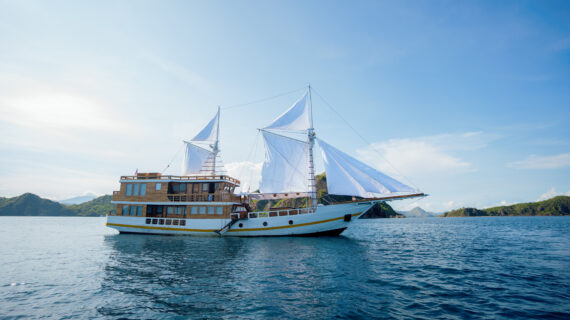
[508,153,570,169]
[356,131,492,178]
[225,161,262,193]
[537,187,570,201]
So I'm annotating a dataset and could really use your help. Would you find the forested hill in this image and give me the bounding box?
[0,193,112,217]
[442,196,570,217]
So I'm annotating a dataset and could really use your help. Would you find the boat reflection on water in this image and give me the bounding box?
[98,233,371,318]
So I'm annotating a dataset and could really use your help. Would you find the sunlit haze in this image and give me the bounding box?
[1,0,569,212]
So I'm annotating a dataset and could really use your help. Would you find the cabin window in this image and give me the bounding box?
[202,183,208,192]
[191,206,197,215]
[216,206,223,215]
[207,206,214,214]
[152,218,158,224]
[155,183,161,191]
[126,184,132,196]
[208,183,215,194]
[136,206,142,216]
[159,219,164,225]
[129,206,136,216]
[173,219,179,225]
[166,219,171,225]
[215,183,220,190]
[146,218,151,224]
[122,205,128,216]
[175,207,181,215]
[140,184,146,196]
[180,183,187,193]
[180,220,186,226]
[167,207,174,215]
[199,206,206,214]
[192,183,199,193]
[133,183,140,196]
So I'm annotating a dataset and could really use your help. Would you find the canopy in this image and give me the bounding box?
[318,138,415,197]
[259,130,310,193]
[263,91,311,131]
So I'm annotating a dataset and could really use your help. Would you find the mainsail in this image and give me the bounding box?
[318,138,415,197]
[258,131,310,194]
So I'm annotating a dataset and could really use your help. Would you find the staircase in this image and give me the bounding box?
[215,218,241,235]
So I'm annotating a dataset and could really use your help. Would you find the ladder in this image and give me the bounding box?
[215,217,241,235]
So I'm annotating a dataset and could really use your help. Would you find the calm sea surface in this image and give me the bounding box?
[0,216,569,319]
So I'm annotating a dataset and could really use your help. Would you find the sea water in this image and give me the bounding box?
[0,216,569,319]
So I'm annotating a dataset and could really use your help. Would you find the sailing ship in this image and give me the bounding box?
[106,87,425,236]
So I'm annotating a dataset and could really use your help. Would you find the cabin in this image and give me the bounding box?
[110,172,247,223]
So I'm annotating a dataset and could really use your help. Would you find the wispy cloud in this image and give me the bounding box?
[508,152,570,169]
[357,131,494,178]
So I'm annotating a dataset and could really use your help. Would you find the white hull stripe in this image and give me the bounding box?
[106,212,361,233]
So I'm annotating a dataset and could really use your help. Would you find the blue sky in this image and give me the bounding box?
[0,0,569,211]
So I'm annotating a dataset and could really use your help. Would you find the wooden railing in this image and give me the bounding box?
[120,174,240,185]
[167,193,242,203]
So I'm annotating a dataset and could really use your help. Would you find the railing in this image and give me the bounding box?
[245,208,314,219]
[120,174,240,185]
[166,193,242,203]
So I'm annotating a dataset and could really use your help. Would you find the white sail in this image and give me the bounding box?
[192,109,219,141]
[259,130,310,194]
[264,91,311,131]
[182,142,212,175]
[318,139,415,197]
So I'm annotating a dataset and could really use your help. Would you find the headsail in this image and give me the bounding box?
[318,138,415,198]
[259,130,310,194]
[192,108,220,141]
[264,91,311,132]
[182,142,212,175]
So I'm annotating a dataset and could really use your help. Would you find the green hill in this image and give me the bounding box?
[0,193,112,217]
[442,196,570,217]
[68,195,114,216]
[253,173,403,218]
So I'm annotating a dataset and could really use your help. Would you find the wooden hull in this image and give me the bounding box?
[106,202,374,237]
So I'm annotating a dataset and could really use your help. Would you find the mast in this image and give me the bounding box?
[307,85,317,208]
[212,106,220,176]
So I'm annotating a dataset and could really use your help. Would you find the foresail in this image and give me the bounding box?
[318,138,415,198]
[259,131,310,194]
[182,142,212,175]
[192,109,219,141]
[264,91,311,131]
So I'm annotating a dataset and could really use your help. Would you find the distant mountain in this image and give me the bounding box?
[0,193,112,217]
[442,196,570,217]
[59,193,98,205]
[400,207,437,218]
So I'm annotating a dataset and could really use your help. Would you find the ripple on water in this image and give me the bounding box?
[0,216,569,319]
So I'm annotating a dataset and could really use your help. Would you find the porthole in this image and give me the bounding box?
[289,220,293,225]
[238,223,243,228]
[263,221,268,227]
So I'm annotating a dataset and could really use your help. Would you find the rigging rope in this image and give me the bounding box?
[221,86,306,110]
[161,143,185,174]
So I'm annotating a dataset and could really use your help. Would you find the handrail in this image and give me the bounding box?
[120,174,240,185]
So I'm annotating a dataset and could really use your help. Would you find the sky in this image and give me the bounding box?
[0,0,569,212]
